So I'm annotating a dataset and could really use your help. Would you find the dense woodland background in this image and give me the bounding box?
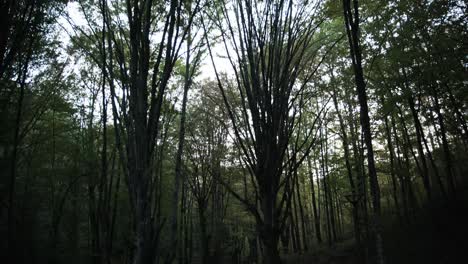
[1,0,467,263]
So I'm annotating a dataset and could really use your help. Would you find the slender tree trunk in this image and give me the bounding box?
[381,100,402,222]
[314,157,323,239]
[178,181,186,264]
[398,116,419,217]
[7,65,25,264]
[446,84,468,147]
[419,123,447,200]
[289,211,298,253]
[109,165,121,264]
[343,0,384,262]
[332,87,361,246]
[295,170,308,251]
[320,128,332,246]
[391,115,410,224]
[291,162,302,252]
[307,157,322,243]
[334,187,344,237]
[432,86,457,197]
[167,28,192,264]
[7,34,34,262]
[99,2,108,260]
[346,88,369,244]
[292,188,301,252]
[186,193,194,264]
[407,94,432,200]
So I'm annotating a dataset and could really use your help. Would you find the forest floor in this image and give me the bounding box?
[283,186,468,264]
[283,239,358,264]
[382,190,468,264]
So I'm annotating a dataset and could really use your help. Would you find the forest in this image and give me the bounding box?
[0,0,467,263]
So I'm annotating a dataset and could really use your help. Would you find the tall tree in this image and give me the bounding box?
[342,0,384,263]
[97,1,201,263]
[204,0,330,262]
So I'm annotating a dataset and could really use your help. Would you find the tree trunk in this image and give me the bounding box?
[391,114,411,224]
[332,86,361,245]
[7,32,34,262]
[259,185,282,264]
[197,202,209,264]
[432,86,457,197]
[320,127,333,246]
[291,166,302,252]
[307,157,322,243]
[446,84,468,147]
[346,87,369,243]
[407,94,432,200]
[381,99,402,222]
[167,27,192,264]
[396,113,419,217]
[343,0,384,262]
[261,230,281,264]
[295,170,308,251]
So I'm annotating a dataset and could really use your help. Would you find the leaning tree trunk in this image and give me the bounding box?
[432,86,457,197]
[407,94,432,200]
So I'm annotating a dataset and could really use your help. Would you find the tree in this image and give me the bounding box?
[94,1,201,263]
[342,0,384,263]
[204,0,332,262]
[184,84,228,263]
